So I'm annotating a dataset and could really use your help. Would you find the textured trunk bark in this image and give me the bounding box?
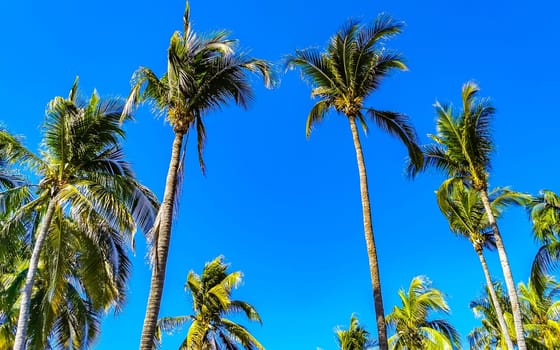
[139,131,184,350]
[13,198,58,350]
[348,117,388,350]
[479,189,527,350]
[475,248,515,349]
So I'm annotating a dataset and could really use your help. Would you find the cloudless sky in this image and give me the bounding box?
[1,0,559,349]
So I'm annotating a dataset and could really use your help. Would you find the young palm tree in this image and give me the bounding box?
[155,256,263,350]
[286,16,422,350]
[386,276,461,349]
[437,183,528,350]
[469,282,516,349]
[408,81,528,349]
[527,190,560,296]
[519,277,560,349]
[334,315,374,350]
[0,78,157,350]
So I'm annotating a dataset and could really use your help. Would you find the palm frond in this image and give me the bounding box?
[221,319,264,350]
[286,49,336,91]
[365,108,422,167]
[305,100,331,138]
[0,130,43,172]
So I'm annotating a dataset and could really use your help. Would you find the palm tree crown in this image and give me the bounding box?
[519,276,560,349]
[124,2,272,172]
[437,184,526,253]
[387,276,461,350]
[156,256,263,350]
[407,81,493,189]
[335,315,374,350]
[286,15,421,163]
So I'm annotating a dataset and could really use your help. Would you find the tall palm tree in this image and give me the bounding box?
[519,276,560,349]
[527,190,560,295]
[386,276,461,349]
[437,183,528,350]
[155,256,264,350]
[123,3,272,348]
[469,282,516,349]
[335,315,374,350]
[408,81,528,349]
[0,78,158,350]
[286,16,422,350]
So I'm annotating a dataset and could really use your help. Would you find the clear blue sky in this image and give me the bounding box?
[1,0,559,349]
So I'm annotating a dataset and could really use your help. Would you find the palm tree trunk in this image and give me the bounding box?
[348,116,388,350]
[475,248,515,349]
[139,131,184,350]
[13,198,57,350]
[479,189,527,350]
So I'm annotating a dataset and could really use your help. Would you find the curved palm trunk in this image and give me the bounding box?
[479,190,527,350]
[348,117,388,350]
[475,248,515,350]
[139,131,184,350]
[13,198,57,350]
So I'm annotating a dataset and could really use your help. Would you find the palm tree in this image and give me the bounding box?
[436,183,528,350]
[386,276,461,349]
[1,215,133,349]
[527,190,560,295]
[123,3,272,348]
[408,81,528,349]
[334,315,374,350]
[469,282,515,349]
[155,256,264,350]
[0,156,31,349]
[519,276,560,349]
[286,16,422,350]
[0,78,158,350]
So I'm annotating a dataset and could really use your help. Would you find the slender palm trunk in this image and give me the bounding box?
[348,116,388,350]
[479,190,527,350]
[139,131,184,350]
[13,198,57,350]
[475,248,515,349]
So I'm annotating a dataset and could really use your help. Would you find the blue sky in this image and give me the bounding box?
[1,0,559,348]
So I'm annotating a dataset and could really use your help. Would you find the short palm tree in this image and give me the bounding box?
[386,276,461,349]
[0,78,157,350]
[527,190,560,295]
[408,81,528,349]
[437,183,528,350]
[286,16,422,350]
[519,276,560,349]
[155,256,264,350]
[335,315,374,350]
[123,4,272,348]
[469,282,515,349]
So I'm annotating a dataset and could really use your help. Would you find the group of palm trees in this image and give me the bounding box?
[1,1,559,349]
